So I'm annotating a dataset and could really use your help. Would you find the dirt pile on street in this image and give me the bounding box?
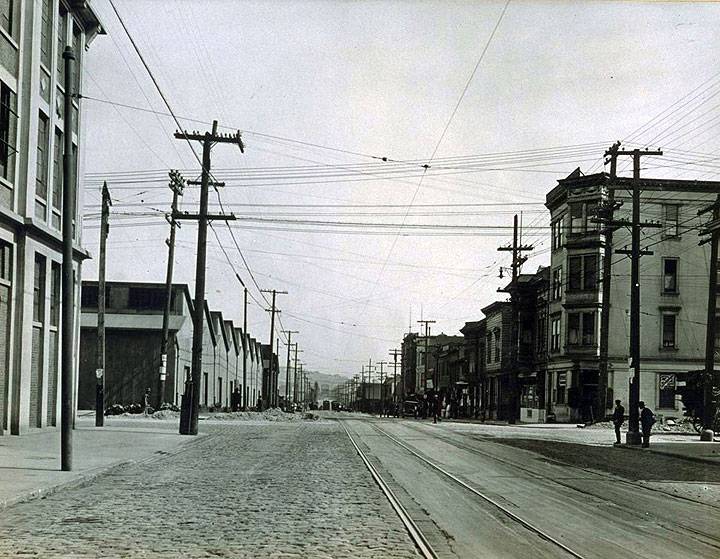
[583,418,697,433]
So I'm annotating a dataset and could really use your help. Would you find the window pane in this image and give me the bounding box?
[570,203,583,234]
[569,257,582,291]
[582,312,595,345]
[662,315,676,347]
[663,259,678,293]
[568,313,579,345]
[584,255,597,290]
[36,112,49,202]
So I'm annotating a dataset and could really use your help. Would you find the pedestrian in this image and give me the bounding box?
[143,388,151,415]
[639,401,656,448]
[612,399,625,445]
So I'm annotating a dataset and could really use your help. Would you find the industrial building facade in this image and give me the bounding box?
[0,0,102,435]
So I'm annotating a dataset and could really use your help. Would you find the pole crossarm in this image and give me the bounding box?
[187,180,225,187]
[173,211,236,221]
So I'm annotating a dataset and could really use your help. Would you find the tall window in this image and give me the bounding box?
[33,254,46,323]
[551,218,563,250]
[568,312,595,346]
[40,0,52,68]
[550,315,561,352]
[56,6,67,85]
[659,374,676,408]
[536,314,547,353]
[0,240,10,281]
[0,81,16,185]
[569,203,583,234]
[568,255,598,291]
[662,314,677,349]
[552,267,562,300]
[52,128,62,228]
[0,0,17,39]
[662,258,678,294]
[663,204,680,238]
[494,329,501,362]
[486,333,492,364]
[72,24,82,93]
[36,112,49,207]
[50,262,60,327]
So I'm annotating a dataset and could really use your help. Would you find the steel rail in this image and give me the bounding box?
[339,420,437,559]
[369,422,586,559]
[396,420,720,549]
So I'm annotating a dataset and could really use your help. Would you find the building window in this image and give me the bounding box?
[552,267,562,300]
[663,204,680,238]
[659,374,676,408]
[662,313,677,349]
[72,24,82,93]
[536,314,547,353]
[662,258,678,294]
[494,330,500,362]
[550,315,561,352]
[0,0,17,39]
[0,240,10,281]
[50,262,60,327]
[567,312,594,346]
[57,6,68,85]
[568,201,598,235]
[33,254,46,323]
[486,333,492,364]
[40,0,53,68]
[0,81,17,185]
[551,218,563,250]
[556,372,567,404]
[582,312,595,345]
[568,254,598,292]
[36,112,49,212]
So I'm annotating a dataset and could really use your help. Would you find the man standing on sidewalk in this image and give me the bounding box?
[639,401,656,448]
[612,399,625,445]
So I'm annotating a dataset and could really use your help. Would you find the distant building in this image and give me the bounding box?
[79,281,193,409]
[0,2,103,435]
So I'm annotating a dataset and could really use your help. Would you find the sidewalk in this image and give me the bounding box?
[619,440,720,465]
[0,413,205,509]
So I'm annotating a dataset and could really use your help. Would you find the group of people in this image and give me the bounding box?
[612,399,656,447]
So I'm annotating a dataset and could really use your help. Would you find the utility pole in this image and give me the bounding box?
[283,330,299,410]
[175,121,244,435]
[417,320,436,394]
[378,361,387,416]
[95,182,111,427]
[612,148,663,444]
[158,170,185,409]
[390,349,401,415]
[596,142,623,422]
[298,363,304,410]
[260,289,287,408]
[242,287,248,410]
[699,194,720,440]
[61,46,76,471]
[497,215,533,424]
[292,344,300,403]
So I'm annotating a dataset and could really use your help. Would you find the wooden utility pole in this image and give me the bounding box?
[699,194,720,439]
[612,148,663,444]
[260,289,287,408]
[292,343,300,403]
[158,170,185,409]
[283,330,298,409]
[497,215,533,424]
[95,182,111,427]
[61,46,76,470]
[597,142,622,422]
[242,287,248,410]
[175,121,244,435]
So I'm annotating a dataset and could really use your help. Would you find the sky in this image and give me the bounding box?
[80,0,720,377]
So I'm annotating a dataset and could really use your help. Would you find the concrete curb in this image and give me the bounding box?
[0,431,212,511]
[619,443,720,466]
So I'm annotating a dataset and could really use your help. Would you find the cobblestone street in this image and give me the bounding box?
[0,421,418,558]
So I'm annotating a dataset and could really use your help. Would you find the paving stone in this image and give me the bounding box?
[0,422,419,558]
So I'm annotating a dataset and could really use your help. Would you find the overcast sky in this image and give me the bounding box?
[80,0,720,376]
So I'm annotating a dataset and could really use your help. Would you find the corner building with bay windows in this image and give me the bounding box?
[0,0,103,435]
[544,169,720,423]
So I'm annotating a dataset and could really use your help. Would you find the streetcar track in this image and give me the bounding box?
[359,420,588,559]
[339,420,437,559]
[393,420,720,551]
